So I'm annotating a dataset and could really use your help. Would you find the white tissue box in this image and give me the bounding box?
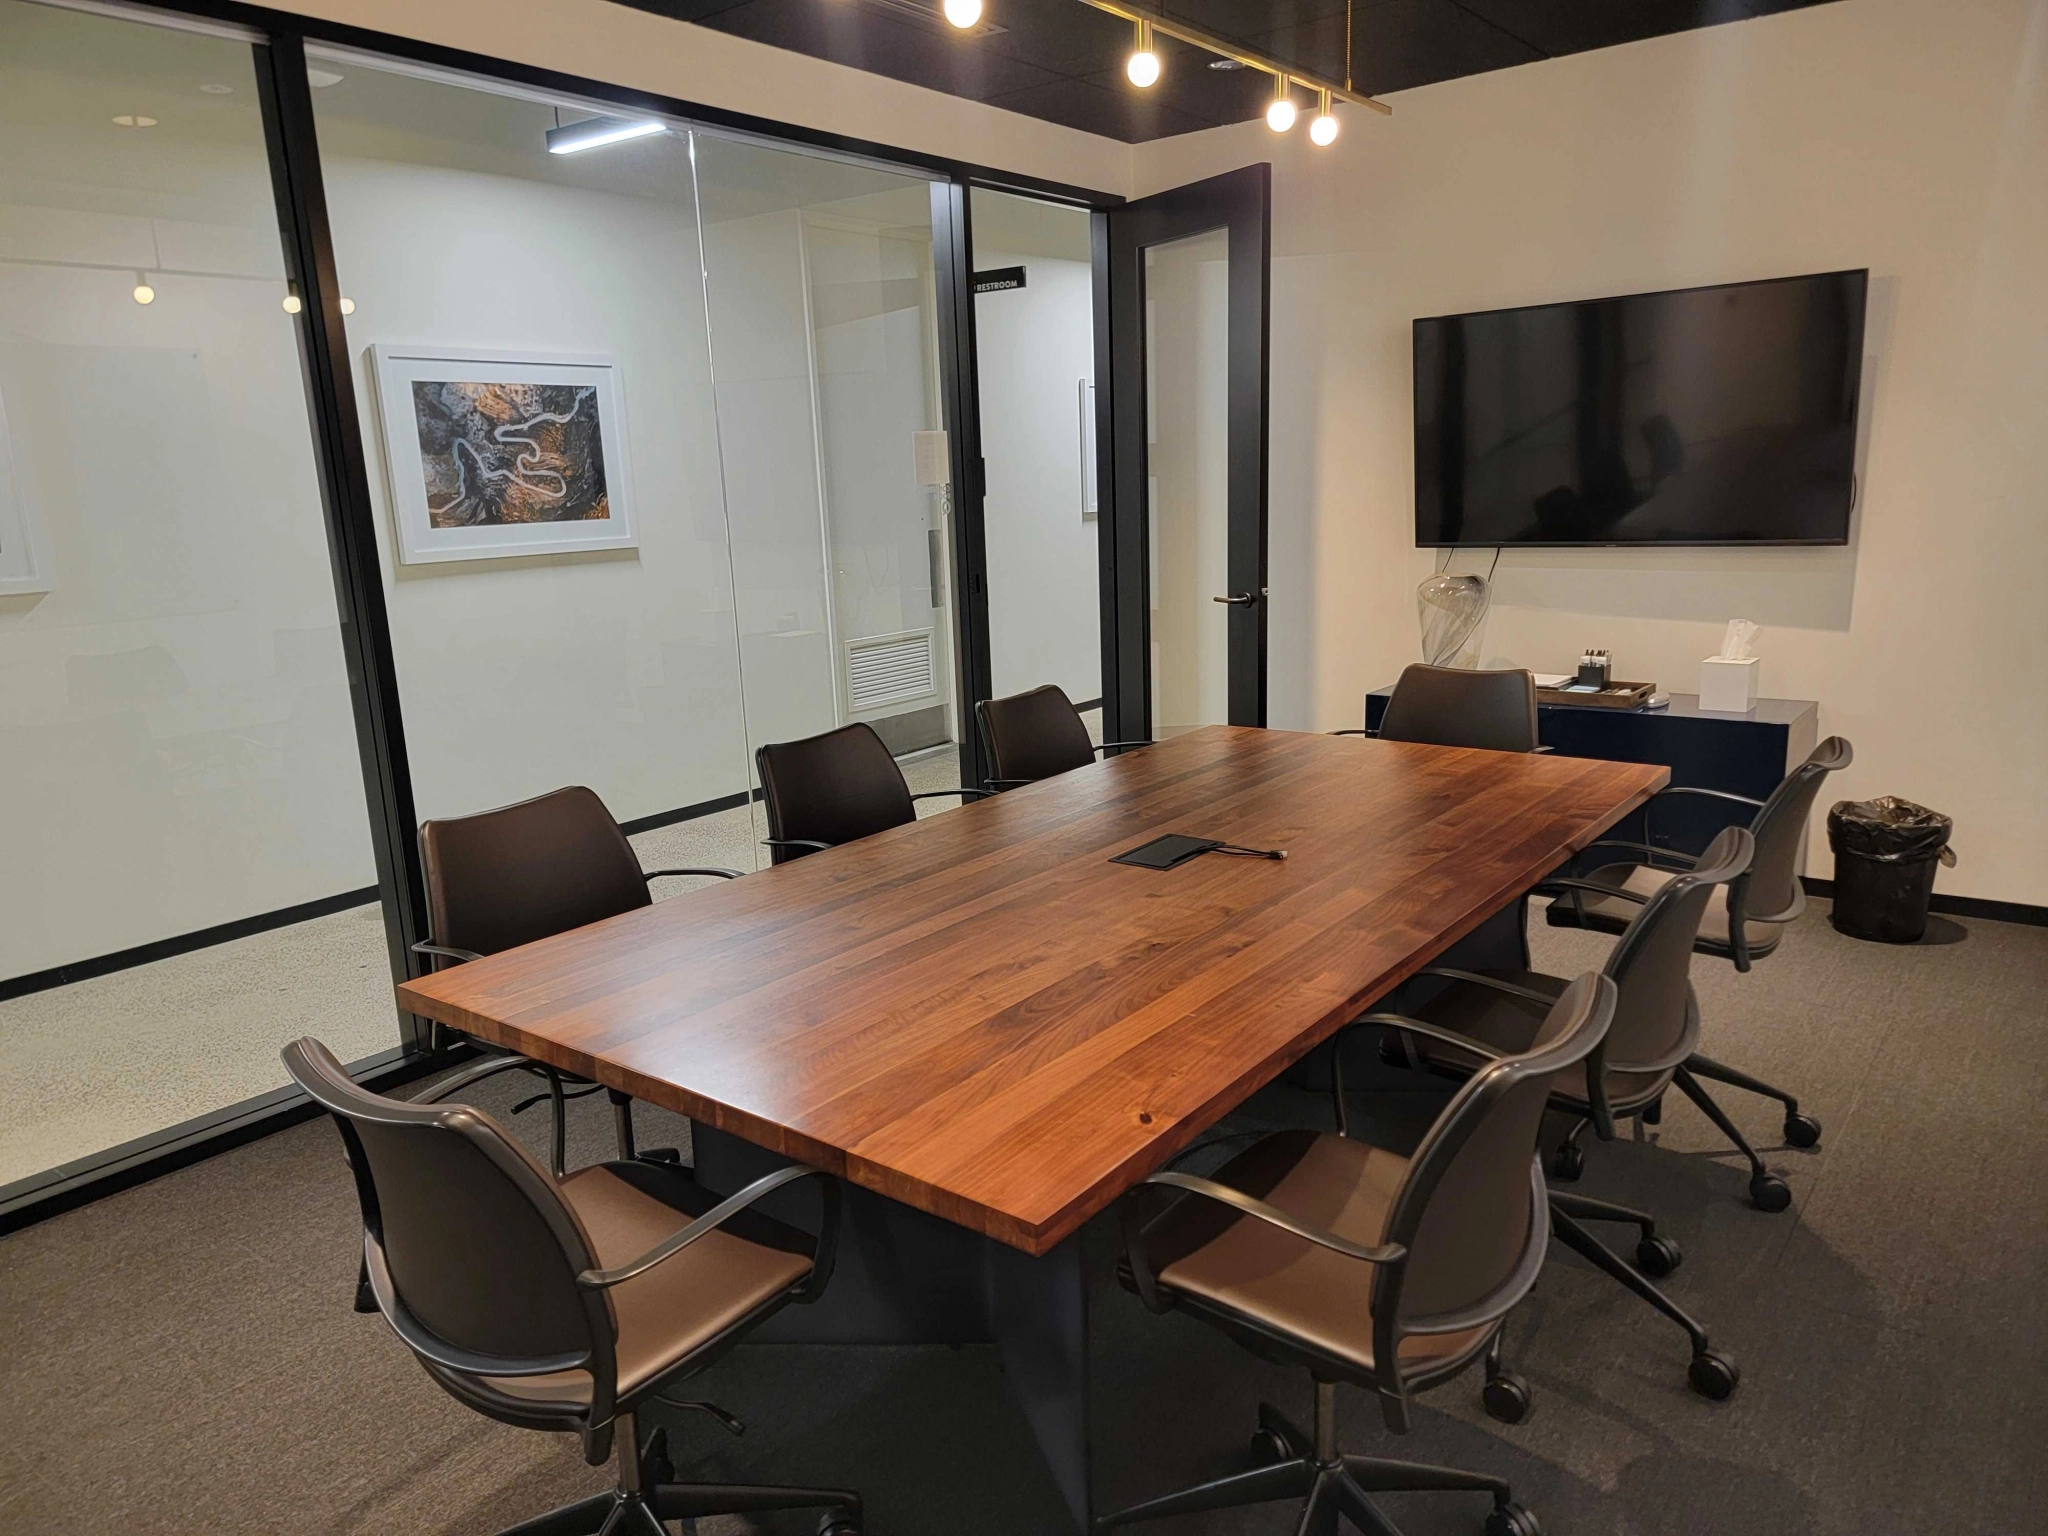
[1698,655,1760,713]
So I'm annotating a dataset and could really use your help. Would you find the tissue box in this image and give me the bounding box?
[1699,655,1760,713]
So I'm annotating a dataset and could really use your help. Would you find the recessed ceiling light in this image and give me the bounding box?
[943,0,982,28]
[111,114,158,128]
[198,83,233,95]
[306,69,344,88]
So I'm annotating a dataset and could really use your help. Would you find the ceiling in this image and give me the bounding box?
[612,0,1838,143]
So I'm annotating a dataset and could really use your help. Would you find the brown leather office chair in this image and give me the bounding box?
[416,785,742,1169]
[974,683,1149,788]
[1339,664,1541,753]
[754,721,987,864]
[1544,737,1852,1183]
[1362,826,1755,1404]
[285,1038,860,1536]
[1099,973,1616,1536]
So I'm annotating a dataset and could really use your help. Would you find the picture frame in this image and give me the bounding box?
[369,344,636,565]
[0,387,54,596]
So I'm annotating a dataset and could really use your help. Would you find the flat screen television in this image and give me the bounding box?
[1414,269,1866,547]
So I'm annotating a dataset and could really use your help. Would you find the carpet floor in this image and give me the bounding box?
[1,900,2042,1536]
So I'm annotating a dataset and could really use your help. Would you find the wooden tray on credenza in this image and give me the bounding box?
[1536,680,1658,710]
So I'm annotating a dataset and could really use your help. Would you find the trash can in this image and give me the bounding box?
[1826,797,1956,943]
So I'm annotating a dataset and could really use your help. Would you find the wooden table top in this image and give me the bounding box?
[398,727,1666,1255]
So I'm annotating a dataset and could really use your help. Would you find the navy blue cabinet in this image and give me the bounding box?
[1363,689,1819,860]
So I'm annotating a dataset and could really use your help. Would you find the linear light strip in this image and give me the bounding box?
[1073,0,1391,115]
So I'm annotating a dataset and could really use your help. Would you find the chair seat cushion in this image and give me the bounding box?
[480,1161,813,1409]
[1545,863,1780,957]
[1146,1130,1492,1381]
[1406,970,1670,1113]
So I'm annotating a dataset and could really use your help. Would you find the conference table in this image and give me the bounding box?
[397,726,1666,1528]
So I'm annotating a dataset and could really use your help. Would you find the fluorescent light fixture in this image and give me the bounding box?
[545,116,666,155]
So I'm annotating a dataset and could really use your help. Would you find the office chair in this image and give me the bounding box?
[285,1037,861,1536]
[1335,664,1542,753]
[975,683,1149,788]
[1101,973,1615,1536]
[1544,737,1852,1205]
[416,785,741,1170]
[1355,826,1756,1403]
[755,721,988,864]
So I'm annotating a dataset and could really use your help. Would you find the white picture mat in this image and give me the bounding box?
[369,344,637,565]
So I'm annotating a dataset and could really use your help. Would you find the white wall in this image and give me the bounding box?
[974,240,1102,703]
[1134,0,2048,905]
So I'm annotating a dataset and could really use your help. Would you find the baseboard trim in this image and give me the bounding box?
[1800,876,2046,928]
[0,886,381,1004]
[0,1042,469,1235]
[1074,696,1104,712]
[618,788,756,836]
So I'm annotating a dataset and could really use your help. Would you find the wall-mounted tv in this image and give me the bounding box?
[1414,269,1867,547]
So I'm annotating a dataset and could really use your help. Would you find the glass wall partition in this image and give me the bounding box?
[967,188,1101,714]
[305,55,763,872]
[694,135,957,809]
[0,0,386,1190]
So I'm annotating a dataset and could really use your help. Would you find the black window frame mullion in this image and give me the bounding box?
[253,32,432,1050]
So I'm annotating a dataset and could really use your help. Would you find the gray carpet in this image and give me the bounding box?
[2,901,2043,1536]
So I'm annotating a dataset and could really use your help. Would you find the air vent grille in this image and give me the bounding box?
[847,630,937,712]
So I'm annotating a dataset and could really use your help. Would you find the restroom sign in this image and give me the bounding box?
[973,266,1027,294]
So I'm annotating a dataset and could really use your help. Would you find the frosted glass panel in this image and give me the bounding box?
[0,1,384,1183]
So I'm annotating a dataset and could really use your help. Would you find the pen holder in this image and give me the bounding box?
[1699,655,1760,713]
[1576,659,1611,689]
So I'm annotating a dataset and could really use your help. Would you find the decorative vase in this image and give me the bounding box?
[1415,572,1490,667]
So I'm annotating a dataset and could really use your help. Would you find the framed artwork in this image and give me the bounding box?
[0,387,54,595]
[369,345,636,564]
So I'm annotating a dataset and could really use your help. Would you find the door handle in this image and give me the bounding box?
[1212,591,1261,606]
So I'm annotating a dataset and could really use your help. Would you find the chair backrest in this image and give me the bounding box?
[1744,736,1852,921]
[1375,973,1615,1375]
[283,1038,618,1413]
[755,722,916,865]
[419,786,650,959]
[1377,664,1539,753]
[1601,825,1754,1074]
[976,684,1096,785]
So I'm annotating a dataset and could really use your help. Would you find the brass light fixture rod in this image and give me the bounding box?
[1073,0,1391,114]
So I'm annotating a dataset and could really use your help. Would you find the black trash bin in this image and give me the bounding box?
[1827,797,1956,943]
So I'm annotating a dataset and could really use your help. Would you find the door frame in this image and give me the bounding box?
[1094,163,1272,745]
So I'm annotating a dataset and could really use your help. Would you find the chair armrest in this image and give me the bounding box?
[1094,741,1153,753]
[1346,1011,1510,1061]
[1328,728,1373,737]
[577,1164,836,1290]
[1578,840,1698,870]
[763,838,832,852]
[1532,745,1555,754]
[983,778,1032,790]
[1142,1170,1408,1266]
[643,867,743,882]
[1415,968,1561,1007]
[411,940,483,965]
[910,787,992,802]
[415,1054,549,1104]
[1532,877,1650,905]
[1657,786,1765,810]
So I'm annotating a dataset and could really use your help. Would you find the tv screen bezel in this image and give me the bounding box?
[1411,268,1868,550]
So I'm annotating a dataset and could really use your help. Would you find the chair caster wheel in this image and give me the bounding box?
[1549,1143,1585,1181]
[818,1516,860,1536]
[639,1146,684,1166]
[1378,1037,1415,1070]
[1249,1426,1293,1465]
[1688,1350,1740,1400]
[1483,1372,1533,1425]
[1784,1113,1822,1149]
[1634,1236,1682,1278]
[1485,1502,1543,1536]
[1749,1172,1792,1212]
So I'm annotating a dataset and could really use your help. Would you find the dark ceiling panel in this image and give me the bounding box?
[606,0,1840,144]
